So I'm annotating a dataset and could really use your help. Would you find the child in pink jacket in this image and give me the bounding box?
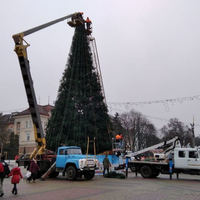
[8,163,23,195]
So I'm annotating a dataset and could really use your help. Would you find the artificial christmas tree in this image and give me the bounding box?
[46,24,112,154]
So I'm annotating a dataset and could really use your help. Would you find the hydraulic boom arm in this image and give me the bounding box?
[129,136,180,157]
[12,12,83,159]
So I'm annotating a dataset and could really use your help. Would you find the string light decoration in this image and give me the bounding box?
[107,94,200,109]
[1,95,200,126]
[107,94,200,127]
[107,105,200,127]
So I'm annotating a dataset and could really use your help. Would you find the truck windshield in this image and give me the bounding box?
[67,149,82,155]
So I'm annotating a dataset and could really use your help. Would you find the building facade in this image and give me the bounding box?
[0,112,18,157]
[14,104,53,156]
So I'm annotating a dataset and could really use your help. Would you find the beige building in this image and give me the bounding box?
[14,105,53,156]
[0,112,18,156]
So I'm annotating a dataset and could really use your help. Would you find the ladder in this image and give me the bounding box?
[88,37,107,105]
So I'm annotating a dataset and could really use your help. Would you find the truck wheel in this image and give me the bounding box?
[140,166,152,178]
[66,166,77,181]
[84,171,95,180]
[130,166,135,172]
[152,170,160,178]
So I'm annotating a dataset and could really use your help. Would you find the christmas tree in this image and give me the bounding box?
[46,24,112,154]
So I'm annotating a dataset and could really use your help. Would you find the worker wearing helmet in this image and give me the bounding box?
[116,134,120,142]
[85,17,92,31]
[115,134,120,148]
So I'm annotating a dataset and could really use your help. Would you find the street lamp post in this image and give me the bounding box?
[190,123,195,148]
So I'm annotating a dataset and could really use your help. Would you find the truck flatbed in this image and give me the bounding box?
[129,160,168,166]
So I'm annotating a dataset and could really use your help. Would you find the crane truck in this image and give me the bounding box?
[124,136,200,179]
[13,12,98,181]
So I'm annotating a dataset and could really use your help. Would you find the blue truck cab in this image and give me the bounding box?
[55,146,98,180]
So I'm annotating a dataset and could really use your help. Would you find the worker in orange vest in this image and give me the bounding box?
[116,134,120,142]
[115,134,120,148]
[85,17,92,30]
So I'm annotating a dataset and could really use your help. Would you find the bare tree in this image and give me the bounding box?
[119,109,158,151]
[160,118,192,146]
[111,113,124,136]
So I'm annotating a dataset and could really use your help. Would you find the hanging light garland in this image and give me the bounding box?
[107,105,200,127]
[107,94,200,127]
[1,95,200,126]
[107,94,200,108]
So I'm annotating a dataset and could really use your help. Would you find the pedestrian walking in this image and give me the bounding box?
[103,154,111,176]
[8,163,23,195]
[15,155,19,161]
[0,156,10,197]
[27,157,40,182]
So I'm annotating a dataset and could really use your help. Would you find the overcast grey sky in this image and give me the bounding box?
[1,0,200,136]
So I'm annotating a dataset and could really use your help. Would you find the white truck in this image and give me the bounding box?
[126,137,200,179]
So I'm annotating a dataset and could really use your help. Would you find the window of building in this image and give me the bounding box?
[29,121,32,128]
[17,122,20,130]
[26,132,30,141]
[25,121,28,128]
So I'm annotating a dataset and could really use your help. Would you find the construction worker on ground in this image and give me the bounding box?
[103,154,111,176]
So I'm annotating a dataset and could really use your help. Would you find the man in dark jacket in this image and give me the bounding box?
[0,156,10,197]
[103,154,111,176]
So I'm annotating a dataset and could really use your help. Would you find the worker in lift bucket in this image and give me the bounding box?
[115,134,120,148]
[85,17,92,30]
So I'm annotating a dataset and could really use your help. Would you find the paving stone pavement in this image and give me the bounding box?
[1,167,200,200]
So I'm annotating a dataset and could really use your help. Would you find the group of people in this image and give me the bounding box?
[0,153,112,196]
[0,156,40,196]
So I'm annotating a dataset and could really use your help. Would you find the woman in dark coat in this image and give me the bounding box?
[27,157,40,182]
[8,163,23,195]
